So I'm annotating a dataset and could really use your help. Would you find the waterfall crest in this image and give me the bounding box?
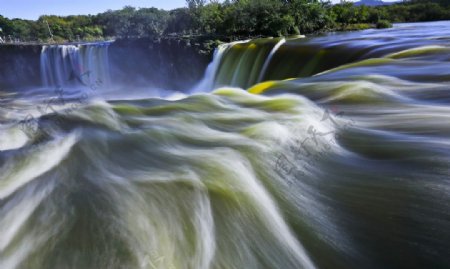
[40,42,112,89]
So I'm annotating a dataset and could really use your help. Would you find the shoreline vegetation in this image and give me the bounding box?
[0,0,448,54]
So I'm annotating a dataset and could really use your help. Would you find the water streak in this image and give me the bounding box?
[40,42,112,88]
[1,21,450,269]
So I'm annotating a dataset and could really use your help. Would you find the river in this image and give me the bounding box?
[0,21,449,269]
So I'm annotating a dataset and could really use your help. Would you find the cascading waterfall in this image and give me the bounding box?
[192,43,230,92]
[193,40,251,92]
[1,21,450,269]
[40,42,112,88]
[209,22,450,90]
[257,38,286,83]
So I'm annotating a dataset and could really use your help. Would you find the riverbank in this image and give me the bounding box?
[0,19,393,56]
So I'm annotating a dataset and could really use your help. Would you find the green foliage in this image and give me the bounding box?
[379,1,450,22]
[95,6,169,38]
[0,0,449,43]
[376,19,392,28]
[330,2,376,26]
[166,8,194,34]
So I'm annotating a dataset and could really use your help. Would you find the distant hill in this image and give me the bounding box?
[354,0,397,6]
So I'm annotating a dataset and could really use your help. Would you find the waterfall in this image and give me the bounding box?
[2,21,450,269]
[257,38,286,83]
[203,34,432,90]
[212,39,282,89]
[191,44,228,92]
[192,40,250,92]
[40,42,112,89]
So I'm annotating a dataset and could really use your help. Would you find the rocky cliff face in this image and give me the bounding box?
[109,38,212,91]
[0,45,41,90]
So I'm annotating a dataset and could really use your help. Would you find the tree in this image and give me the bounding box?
[186,0,207,9]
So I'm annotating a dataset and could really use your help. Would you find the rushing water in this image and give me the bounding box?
[1,21,450,269]
[40,42,112,88]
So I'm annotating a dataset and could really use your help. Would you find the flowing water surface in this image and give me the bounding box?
[1,21,450,269]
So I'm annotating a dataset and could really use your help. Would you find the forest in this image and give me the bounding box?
[0,0,449,43]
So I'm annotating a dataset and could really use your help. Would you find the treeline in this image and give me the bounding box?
[0,15,104,42]
[1,0,449,43]
[383,0,450,22]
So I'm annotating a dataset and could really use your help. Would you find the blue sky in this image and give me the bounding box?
[0,0,187,20]
[1,0,398,20]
